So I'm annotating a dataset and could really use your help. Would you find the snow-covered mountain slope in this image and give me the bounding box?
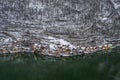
[0,0,120,47]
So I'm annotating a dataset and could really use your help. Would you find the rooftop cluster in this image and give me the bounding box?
[0,36,113,57]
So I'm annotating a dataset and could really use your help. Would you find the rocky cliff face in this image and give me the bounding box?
[0,0,120,47]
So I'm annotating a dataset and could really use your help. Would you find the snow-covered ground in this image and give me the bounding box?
[111,0,120,9]
[44,36,76,50]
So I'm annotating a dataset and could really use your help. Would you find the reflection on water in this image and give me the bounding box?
[0,55,11,61]
[0,52,80,62]
[0,47,120,80]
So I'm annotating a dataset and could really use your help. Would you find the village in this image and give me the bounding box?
[0,36,113,57]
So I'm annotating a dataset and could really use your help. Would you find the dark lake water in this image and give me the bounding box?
[0,47,120,80]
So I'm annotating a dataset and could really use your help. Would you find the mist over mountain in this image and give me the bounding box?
[0,0,120,47]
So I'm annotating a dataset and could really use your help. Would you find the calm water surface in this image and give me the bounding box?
[0,47,120,80]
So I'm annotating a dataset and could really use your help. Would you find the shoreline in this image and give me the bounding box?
[0,47,113,58]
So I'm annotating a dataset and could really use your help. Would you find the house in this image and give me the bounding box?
[64,48,71,54]
[12,46,19,53]
[2,48,8,54]
[0,48,3,54]
[24,47,31,53]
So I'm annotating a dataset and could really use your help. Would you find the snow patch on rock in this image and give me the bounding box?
[29,1,45,11]
[45,36,76,50]
[111,0,120,9]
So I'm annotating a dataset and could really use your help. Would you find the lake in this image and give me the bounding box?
[0,47,120,80]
